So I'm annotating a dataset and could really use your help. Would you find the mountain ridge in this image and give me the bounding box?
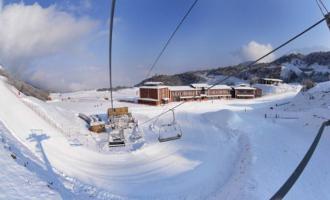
[137,51,330,86]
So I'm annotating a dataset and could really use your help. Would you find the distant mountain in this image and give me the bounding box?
[136,51,330,86]
[0,66,50,101]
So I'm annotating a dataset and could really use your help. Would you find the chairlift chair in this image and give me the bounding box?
[326,12,330,29]
[158,109,182,143]
[109,128,125,147]
[315,0,330,29]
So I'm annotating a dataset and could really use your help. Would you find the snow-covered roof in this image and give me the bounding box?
[209,85,232,90]
[144,81,164,86]
[140,85,168,89]
[168,86,195,91]
[261,78,283,82]
[234,86,256,90]
[190,83,209,88]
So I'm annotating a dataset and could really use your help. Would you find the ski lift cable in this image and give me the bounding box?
[318,0,329,13]
[145,0,200,79]
[109,0,116,110]
[316,0,326,15]
[140,16,327,126]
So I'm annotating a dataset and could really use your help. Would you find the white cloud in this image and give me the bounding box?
[240,41,275,63]
[0,2,96,68]
[28,66,108,92]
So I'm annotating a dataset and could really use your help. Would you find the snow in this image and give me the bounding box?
[280,63,303,79]
[253,83,301,96]
[0,74,330,199]
[210,85,232,90]
[309,81,330,93]
[168,85,196,91]
[304,63,330,74]
[0,123,61,200]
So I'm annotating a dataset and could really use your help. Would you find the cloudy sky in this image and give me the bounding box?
[0,0,330,92]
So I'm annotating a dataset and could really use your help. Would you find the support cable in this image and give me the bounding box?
[318,0,329,13]
[145,0,199,79]
[316,0,326,15]
[109,0,116,110]
[270,120,330,200]
[140,17,326,125]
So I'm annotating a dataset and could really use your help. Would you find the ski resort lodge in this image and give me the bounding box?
[259,78,283,85]
[233,84,261,99]
[138,82,261,106]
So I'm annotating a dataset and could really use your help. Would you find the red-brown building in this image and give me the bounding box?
[138,82,261,106]
[233,84,257,99]
[138,82,170,105]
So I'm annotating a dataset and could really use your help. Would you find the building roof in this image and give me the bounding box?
[140,83,233,91]
[209,85,232,90]
[190,83,209,88]
[144,81,164,86]
[140,85,168,89]
[168,86,195,91]
[234,85,256,90]
[261,78,283,82]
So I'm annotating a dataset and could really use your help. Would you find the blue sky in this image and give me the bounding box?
[0,0,330,91]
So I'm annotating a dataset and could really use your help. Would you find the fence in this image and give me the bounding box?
[264,113,299,119]
[23,99,101,148]
[5,82,110,151]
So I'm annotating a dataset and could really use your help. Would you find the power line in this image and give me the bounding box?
[109,0,116,109]
[140,16,327,126]
[144,0,199,79]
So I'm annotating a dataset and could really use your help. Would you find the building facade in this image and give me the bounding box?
[138,82,261,105]
[259,78,283,85]
[138,82,170,105]
[233,84,257,99]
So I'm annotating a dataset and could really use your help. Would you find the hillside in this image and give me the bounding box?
[1,68,330,199]
[0,65,50,101]
[137,51,330,86]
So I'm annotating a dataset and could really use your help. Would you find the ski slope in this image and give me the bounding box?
[0,122,61,200]
[1,75,330,199]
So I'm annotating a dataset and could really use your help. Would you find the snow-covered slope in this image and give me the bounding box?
[0,122,61,200]
[1,73,330,199]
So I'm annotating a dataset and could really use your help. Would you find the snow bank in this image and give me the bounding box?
[253,83,301,96]
[308,81,330,93]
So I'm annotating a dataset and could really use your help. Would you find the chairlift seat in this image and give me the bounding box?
[158,134,182,143]
[157,109,183,143]
[326,13,330,29]
[109,141,125,147]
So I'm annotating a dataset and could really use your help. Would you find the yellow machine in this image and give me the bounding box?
[107,107,129,117]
